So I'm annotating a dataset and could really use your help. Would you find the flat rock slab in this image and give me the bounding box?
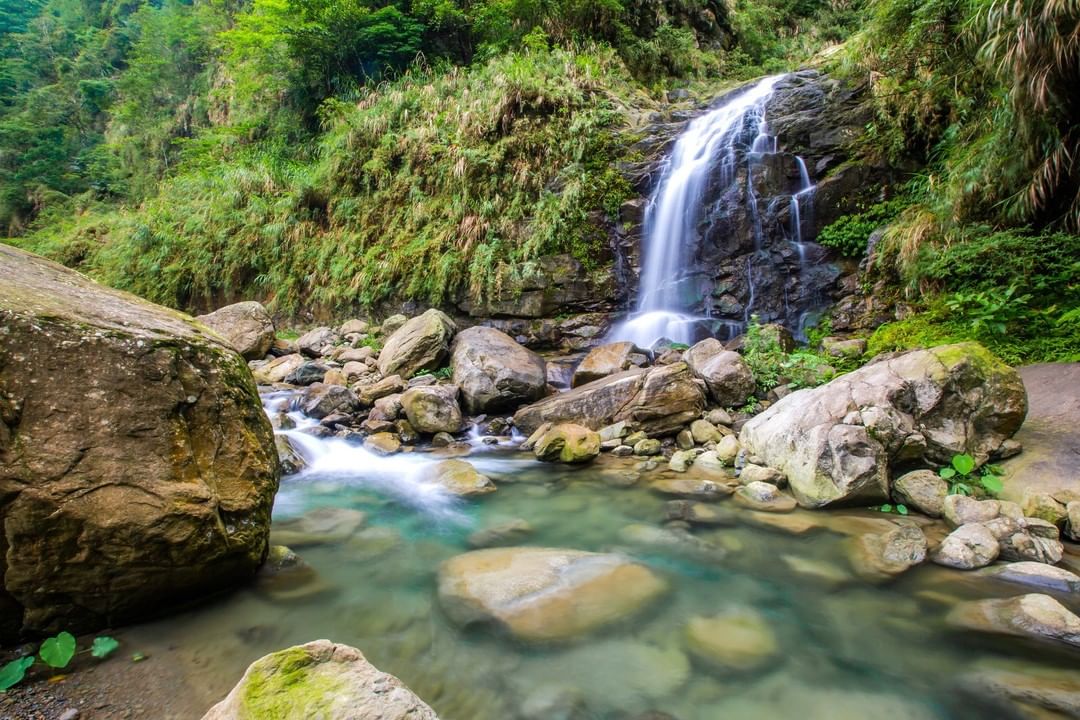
[1001,363,1080,505]
[437,547,667,643]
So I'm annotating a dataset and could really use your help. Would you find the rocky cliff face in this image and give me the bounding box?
[0,244,279,641]
[614,70,891,340]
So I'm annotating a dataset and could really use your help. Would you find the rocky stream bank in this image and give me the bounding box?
[3,260,1076,718]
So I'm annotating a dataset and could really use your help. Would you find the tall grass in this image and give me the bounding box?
[16,47,639,314]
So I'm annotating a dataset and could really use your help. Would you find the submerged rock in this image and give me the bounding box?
[437,547,667,642]
[847,525,927,582]
[467,519,534,548]
[201,640,439,720]
[377,308,456,378]
[649,478,734,500]
[0,244,279,641]
[450,326,547,414]
[946,594,1080,650]
[734,481,797,512]
[977,561,1080,593]
[270,508,367,548]
[739,343,1027,508]
[196,301,275,360]
[684,607,780,672]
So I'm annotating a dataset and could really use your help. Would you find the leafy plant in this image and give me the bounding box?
[939,453,1004,496]
[38,632,76,669]
[876,502,909,515]
[90,636,120,660]
[0,633,119,692]
[816,198,908,257]
[0,657,34,692]
[944,284,1033,336]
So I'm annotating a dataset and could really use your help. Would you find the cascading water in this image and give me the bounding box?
[613,74,825,348]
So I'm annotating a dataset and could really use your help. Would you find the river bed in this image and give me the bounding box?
[92,391,1080,719]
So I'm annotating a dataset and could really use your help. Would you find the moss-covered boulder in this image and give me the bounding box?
[0,244,279,642]
[533,423,601,463]
[739,343,1027,508]
[201,640,439,720]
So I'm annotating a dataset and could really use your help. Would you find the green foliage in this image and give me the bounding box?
[944,285,1032,337]
[939,453,1003,496]
[0,633,118,691]
[90,636,120,660]
[816,197,908,257]
[38,631,76,669]
[0,657,34,692]
[876,503,909,515]
[742,316,834,392]
[742,315,786,390]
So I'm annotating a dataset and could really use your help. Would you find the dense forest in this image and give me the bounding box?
[1,0,1078,361]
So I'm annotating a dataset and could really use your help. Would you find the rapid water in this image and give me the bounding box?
[106,391,1080,719]
[614,75,822,348]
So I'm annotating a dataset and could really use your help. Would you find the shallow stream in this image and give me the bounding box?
[116,392,1080,719]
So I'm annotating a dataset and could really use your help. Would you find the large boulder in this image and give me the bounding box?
[377,309,456,379]
[0,245,279,641]
[572,341,637,387]
[296,326,339,358]
[739,343,1027,508]
[514,363,706,438]
[400,385,463,434]
[436,547,667,642]
[684,338,756,407]
[201,640,439,720]
[449,326,546,414]
[196,301,275,360]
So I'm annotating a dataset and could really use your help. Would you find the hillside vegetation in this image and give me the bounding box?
[1,0,1078,360]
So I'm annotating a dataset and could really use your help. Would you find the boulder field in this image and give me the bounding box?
[0,245,279,641]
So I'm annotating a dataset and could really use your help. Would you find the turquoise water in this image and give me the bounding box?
[117,395,1080,719]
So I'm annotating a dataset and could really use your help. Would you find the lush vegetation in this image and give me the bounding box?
[2,0,862,315]
[0,631,118,691]
[1,0,1077,363]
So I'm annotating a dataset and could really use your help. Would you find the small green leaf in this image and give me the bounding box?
[880,504,893,513]
[981,475,1004,495]
[39,632,76,669]
[91,636,119,660]
[896,504,909,515]
[0,656,35,691]
[953,454,976,476]
[939,467,956,479]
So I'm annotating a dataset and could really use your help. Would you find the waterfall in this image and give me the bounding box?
[612,74,822,349]
[613,74,786,347]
